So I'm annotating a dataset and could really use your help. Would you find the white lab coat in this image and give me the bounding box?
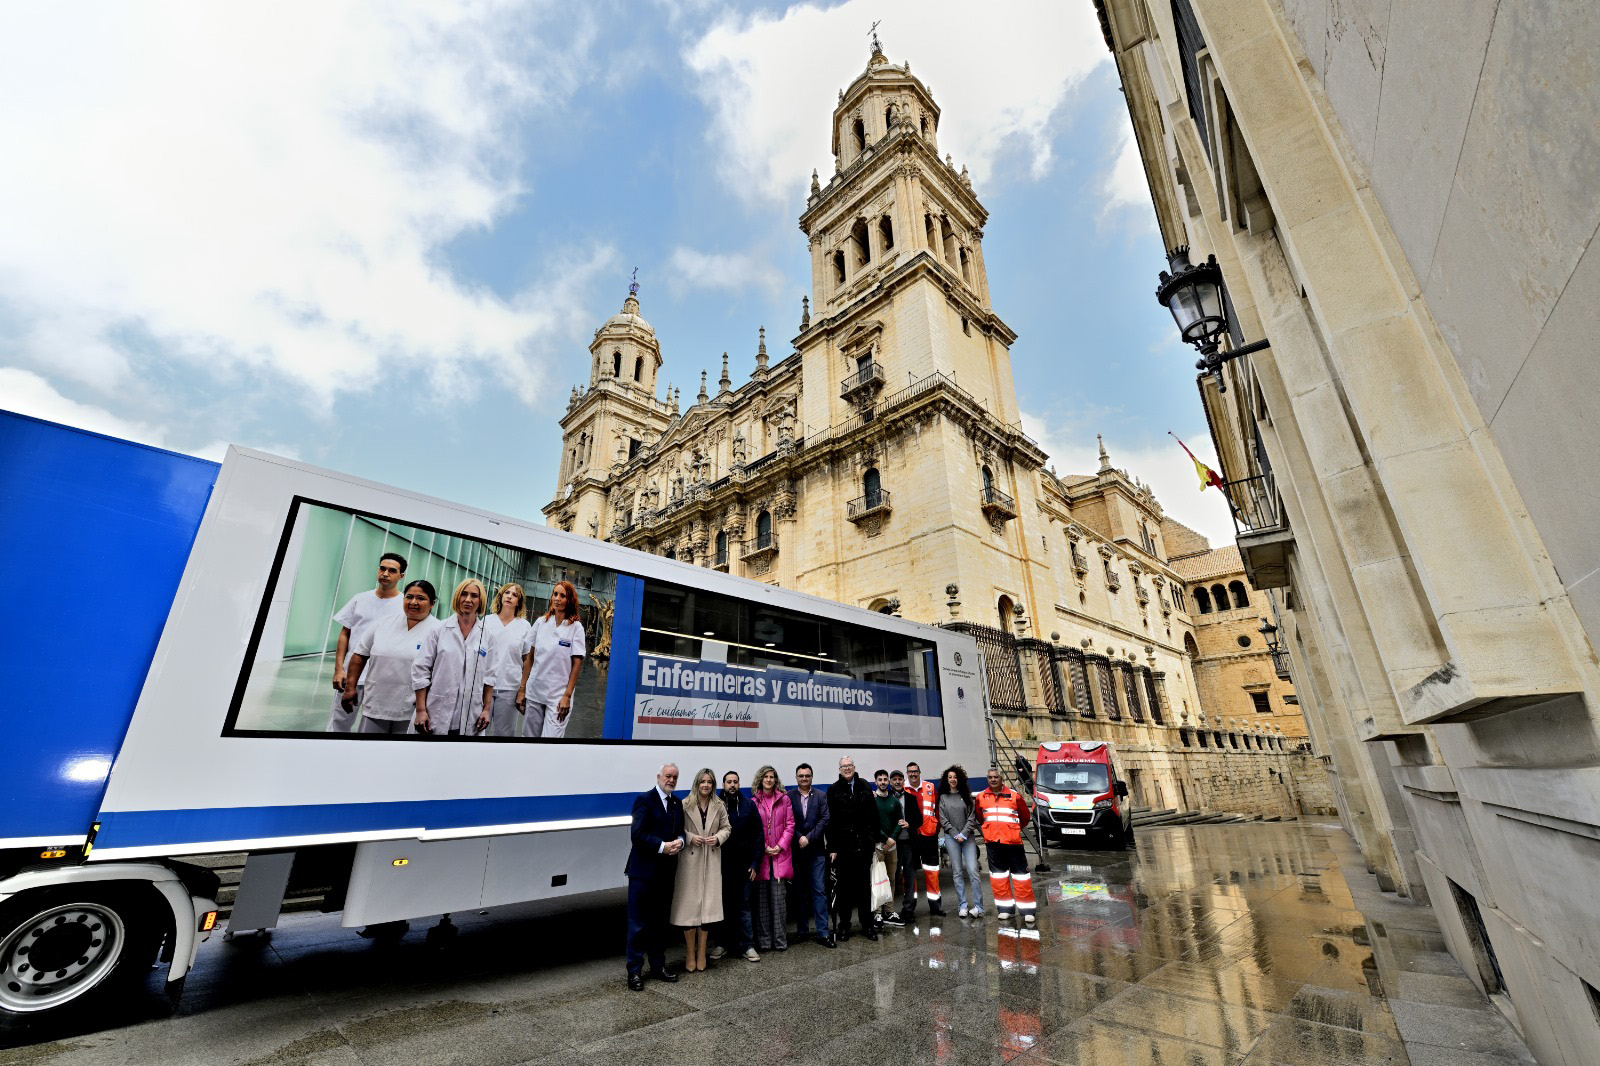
[353,613,441,724]
[521,616,585,738]
[413,614,496,735]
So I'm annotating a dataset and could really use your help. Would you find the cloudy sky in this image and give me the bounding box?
[0,0,1234,545]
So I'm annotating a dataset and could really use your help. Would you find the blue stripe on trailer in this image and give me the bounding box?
[603,574,644,740]
[0,412,218,843]
[93,791,642,849]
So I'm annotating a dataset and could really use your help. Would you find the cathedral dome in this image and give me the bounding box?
[599,291,655,337]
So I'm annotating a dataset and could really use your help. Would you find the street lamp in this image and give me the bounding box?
[1156,246,1271,393]
[1260,618,1291,681]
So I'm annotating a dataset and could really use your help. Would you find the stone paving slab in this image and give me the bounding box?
[0,823,1542,1066]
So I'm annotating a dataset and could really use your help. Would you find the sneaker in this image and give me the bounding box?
[957,905,969,918]
[708,945,726,961]
[1023,913,1036,926]
[883,912,906,927]
[971,907,985,918]
[743,947,761,962]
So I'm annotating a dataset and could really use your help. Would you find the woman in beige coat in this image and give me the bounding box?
[672,767,731,971]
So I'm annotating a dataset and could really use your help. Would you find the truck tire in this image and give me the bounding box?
[0,885,163,1020]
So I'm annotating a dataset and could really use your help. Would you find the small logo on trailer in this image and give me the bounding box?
[954,652,963,666]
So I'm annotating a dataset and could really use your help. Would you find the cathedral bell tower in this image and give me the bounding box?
[795,41,1015,440]
[544,278,671,536]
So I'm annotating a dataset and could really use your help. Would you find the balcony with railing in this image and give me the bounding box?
[1069,545,1089,574]
[980,484,1017,521]
[740,532,779,561]
[1269,646,1292,682]
[1224,474,1294,590]
[840,362,886,400]
[846,489,892,522]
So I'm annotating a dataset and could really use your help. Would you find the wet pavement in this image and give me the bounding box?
[1,822,1537,1065]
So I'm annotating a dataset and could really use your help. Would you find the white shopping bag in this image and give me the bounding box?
[870,854,892,910]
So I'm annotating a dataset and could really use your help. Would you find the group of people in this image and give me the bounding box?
[622,756,1037,989]
[323,552,587,738]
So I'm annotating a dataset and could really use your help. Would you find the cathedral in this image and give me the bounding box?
[546,43,1318,816]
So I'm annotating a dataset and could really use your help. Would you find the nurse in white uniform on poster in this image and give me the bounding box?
[344,579,441,734]
[484,582,532,738]
[413,577,496,737]
[516,579,586,739]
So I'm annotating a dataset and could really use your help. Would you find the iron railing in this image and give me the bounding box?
[846,489,891,519]
[942,621,1026,713]
[840,362,885,396]
[1224,474,1283,534]
[741,532,778,558]
[981,484,1016,513]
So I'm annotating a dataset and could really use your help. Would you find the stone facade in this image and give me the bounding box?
[1168,533,1305,742]
[545,43,1325,824]
[1097,0,1600,1061]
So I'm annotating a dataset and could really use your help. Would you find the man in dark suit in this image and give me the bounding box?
[625,763,684,990]
[789,762,832,945]
[826,754,882,942]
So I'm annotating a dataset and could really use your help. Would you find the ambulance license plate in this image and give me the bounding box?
[1062,828,1087,835]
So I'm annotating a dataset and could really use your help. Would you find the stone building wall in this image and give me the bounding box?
[1097,0,1600,1059]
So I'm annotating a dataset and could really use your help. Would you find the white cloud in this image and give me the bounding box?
[1,368,170,449]
[3,367,305,461]
[685,1,1110,204]
[0,3,605,412]
[1098,114,1156,228]
[662,247,788,297]
[1021,410,1236,548]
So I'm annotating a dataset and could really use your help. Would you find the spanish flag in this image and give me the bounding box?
[1171,432,1225,492]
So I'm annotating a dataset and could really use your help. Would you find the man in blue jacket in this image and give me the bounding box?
[625,763,684,990]
[789,762,832,946]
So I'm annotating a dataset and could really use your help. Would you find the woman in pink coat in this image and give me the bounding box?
[750,764,795,952]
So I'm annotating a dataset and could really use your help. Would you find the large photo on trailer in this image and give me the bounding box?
[227,499,945,748]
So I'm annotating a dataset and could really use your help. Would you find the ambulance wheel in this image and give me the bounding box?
[0,886,163,1021]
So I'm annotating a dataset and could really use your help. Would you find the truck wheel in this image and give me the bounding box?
[0,887,161,1019]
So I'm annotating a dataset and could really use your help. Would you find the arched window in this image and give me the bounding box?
[879,215,894,250]
[852,117,866,153]
[982,465,994,491]
[1211,583,1229,610]
[755,509,772,548]
[633,356,643,382]
[715,530,728,566]
[833,250,846,285]
[996,594,1014,633]
[850,218,871,267]
[919,115,929,137]
[862,467,881,506]
[924,213,938,252]
[1228,580,1249,609]
[883,105,894,131]
[1194,587,1212,614]
[612,350,622,377]
[958,246,970,282]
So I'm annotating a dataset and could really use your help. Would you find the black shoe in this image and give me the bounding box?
[814,934,835,948]
[864,929,879,942]
[648,967,678,983]
[837,928,851,942]
[627,972,645,991]
[929,906,945,917]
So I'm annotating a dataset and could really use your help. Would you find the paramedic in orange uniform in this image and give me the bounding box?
[901,762,944,918]
[976,767,1037,924]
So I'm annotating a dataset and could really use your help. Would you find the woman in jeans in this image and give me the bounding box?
[938,765,984,917]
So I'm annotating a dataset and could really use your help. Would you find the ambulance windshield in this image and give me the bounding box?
[1037,762,1111,794]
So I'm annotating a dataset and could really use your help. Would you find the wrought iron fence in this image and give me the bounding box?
[942,621,1025,713]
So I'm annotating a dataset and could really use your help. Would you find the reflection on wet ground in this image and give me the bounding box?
[1,823,1537,1065]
